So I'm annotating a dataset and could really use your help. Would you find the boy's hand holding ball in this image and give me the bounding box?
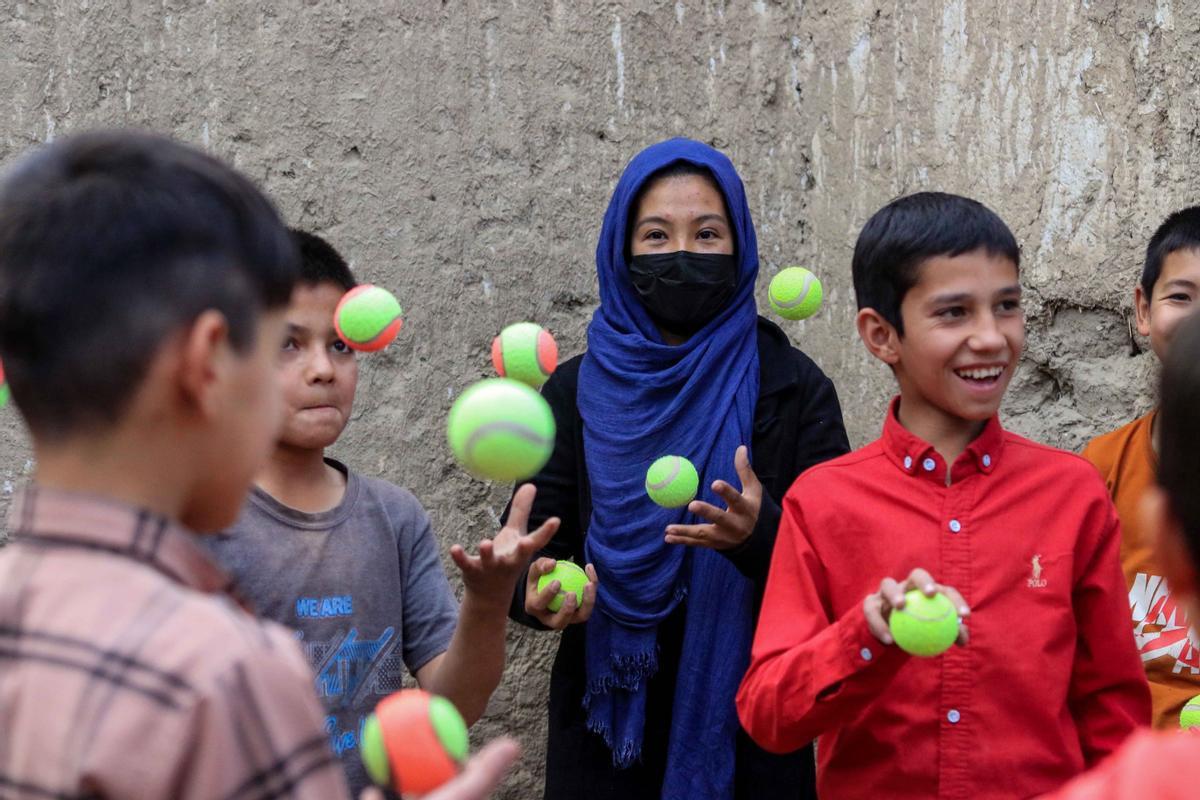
[863,567,970,655]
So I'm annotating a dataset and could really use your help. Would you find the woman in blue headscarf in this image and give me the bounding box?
[508,138,850,799]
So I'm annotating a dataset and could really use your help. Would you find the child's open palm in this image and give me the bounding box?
[450,484,560,607]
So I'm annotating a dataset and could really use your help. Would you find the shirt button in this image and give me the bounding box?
[923,458,936,472]
[947,709,961,724]
[982,454,992,468]
[903,456,913,470]
[949,519,962,533]
[860,647,873,661]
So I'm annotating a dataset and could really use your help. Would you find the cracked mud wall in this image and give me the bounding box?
[0,1,1193,794]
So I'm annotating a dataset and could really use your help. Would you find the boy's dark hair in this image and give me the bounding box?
[1142,207,1200,298]
[852,192,1020,334]
[291,229,356,291]
[1158,312,1200,565]
[0,130,298,442]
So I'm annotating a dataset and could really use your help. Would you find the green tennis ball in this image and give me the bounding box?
[492,322,559,389]
[645,455,700,509]
[889,590,959,657]
[768,267,823,321]
[334,284,403,352]
[428,695,470,763]
[1181,694,1200,730]
[447,378,556,481]
[361,713,391,788]
[536,561,589,612]
[364,689,467,795]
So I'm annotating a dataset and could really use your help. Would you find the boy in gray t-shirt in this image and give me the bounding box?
[207,231,558,796]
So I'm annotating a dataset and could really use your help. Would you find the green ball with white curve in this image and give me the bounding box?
[645,455,700,508]
[769,267,823,321]
[446,378,556,482]
[537,561,590,612]
[889,590,960,657]
[1181,693,1200,730]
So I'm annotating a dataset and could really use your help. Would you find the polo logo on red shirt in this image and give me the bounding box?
[1027,554,1047,588]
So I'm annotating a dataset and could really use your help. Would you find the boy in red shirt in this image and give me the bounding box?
[1042,313,1200,798]
[736,192,1150,798]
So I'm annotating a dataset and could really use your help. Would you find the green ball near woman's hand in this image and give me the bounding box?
[646,455,699,509]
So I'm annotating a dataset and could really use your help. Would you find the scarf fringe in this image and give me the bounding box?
[582,649,659,707]
[582,585,688,766]
[586,715,644,768]
[583,648,660,768]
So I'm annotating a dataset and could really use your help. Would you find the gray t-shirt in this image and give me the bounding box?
[205,458,458,796]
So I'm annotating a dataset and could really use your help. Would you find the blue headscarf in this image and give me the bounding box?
[578,138,760,800]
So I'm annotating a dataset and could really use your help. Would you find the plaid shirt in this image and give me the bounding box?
[0,485,351,800]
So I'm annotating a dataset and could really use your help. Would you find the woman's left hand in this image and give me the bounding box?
[664,445,761,551]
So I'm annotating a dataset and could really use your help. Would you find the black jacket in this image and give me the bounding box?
[508,317,851,800]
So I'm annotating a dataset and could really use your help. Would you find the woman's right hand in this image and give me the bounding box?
[524,558,598,629]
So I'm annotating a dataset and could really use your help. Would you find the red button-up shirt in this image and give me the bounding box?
[736,400,1150,799]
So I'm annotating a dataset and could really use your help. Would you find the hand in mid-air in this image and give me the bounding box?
[665,445,761,551]
[450,483,560,607]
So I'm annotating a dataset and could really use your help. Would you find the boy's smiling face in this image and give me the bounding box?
[886,249,1024,425]
[1136,248,1200,362]
[276,281,358,450]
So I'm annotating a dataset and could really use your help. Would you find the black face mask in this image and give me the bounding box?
[628,250,738,337]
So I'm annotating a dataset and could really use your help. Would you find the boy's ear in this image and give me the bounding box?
[1143,484,1199,602]
[178,310,231,419]
[856,307,902,366]
[1134,284,1152,338]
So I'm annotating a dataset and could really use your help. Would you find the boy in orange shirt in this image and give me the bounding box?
[1082,207,1200,728]
[1043,313,1200,798]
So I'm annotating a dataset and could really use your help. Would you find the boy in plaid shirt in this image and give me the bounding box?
[0,131,518,800]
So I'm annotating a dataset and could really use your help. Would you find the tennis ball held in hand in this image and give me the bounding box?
[492,322,558,389]
[536,560,589,612]
[447,378,556,482]
[888,590,960,657]
[361,688,468,796]
[645,455,700,509]
[334,284,403,351]
[1181,694,1200,730]
[768,267,823,321]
